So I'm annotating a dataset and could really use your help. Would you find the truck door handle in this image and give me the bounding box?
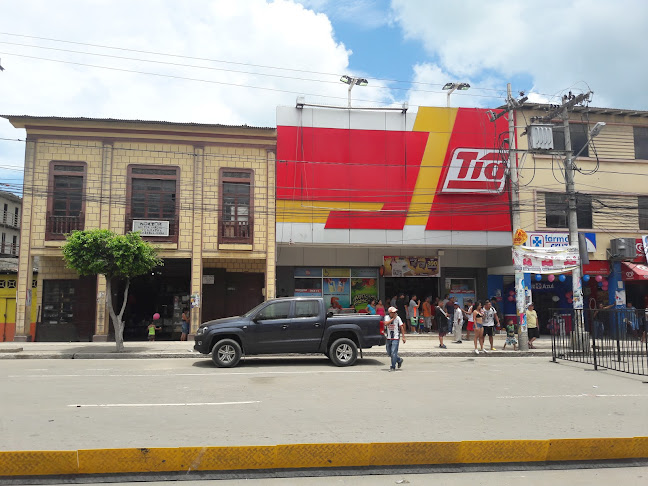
[314,323,321,328]
[282,325,289,329]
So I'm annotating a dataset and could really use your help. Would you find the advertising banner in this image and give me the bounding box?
[513,246,580,274]
[351,278,378,311]
[383,256,440,277]
[323,278,350,310]
[643,235,648,262]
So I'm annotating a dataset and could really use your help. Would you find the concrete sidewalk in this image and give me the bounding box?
[0,333,552,359]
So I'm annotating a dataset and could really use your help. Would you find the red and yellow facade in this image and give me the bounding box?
[275,106,514,304]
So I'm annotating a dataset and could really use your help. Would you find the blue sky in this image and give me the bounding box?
[1,0,647,195]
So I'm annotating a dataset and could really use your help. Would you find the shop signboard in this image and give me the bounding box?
[132,220,170,237]
[294,288,323,297]
[383,256,440,277]
[513,246,580,274]
[323,268,350,278]
[294,268,322,277]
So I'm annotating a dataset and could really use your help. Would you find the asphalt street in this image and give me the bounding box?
[2,356,648,451]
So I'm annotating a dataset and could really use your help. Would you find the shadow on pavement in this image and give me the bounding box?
[191,356,385,369]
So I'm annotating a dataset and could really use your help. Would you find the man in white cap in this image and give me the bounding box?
[384,306,406,371]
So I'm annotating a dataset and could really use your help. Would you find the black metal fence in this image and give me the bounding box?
[550,307,648,376]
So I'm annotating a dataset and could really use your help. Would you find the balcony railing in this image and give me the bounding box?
[46,213,85,239]
[1,211,20,228]
[0,242,18,256]
[220,217,252,243]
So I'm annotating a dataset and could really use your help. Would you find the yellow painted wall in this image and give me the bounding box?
[517,108,648,260]
[0,275,38,341]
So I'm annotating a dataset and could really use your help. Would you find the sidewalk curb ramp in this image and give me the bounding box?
[1,437,647,479]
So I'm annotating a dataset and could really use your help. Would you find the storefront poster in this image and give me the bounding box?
[294,288,323,297]
[351,278,378,311]
[323,278,350,310]
[295,267,323,277]
[513,246,580,274]
[383,256,440,277]
[323,268,350,278]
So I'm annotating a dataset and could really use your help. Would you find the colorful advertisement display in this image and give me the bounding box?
[276,106,512,237]
[351,277,378,311]
[383,256,440,277]
[323,278,350,310]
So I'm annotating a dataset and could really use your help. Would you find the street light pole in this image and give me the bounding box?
[340,75,368,108]
[442,82,470,107]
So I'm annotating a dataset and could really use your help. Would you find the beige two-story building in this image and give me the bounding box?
[515,104,648,327]
[3,116,276,342]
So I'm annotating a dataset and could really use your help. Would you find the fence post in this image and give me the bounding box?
[591,310,598,371]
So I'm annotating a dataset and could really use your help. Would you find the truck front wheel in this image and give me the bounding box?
[212,339,242,368]
[329,338,358,367]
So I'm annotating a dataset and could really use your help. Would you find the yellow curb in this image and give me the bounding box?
[1,437,647,477]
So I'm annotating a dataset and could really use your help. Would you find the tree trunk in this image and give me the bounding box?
[105,276,127,353]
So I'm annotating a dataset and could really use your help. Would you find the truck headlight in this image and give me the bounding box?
[197,326,208,335]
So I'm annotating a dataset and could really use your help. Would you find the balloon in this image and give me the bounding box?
[583,275,590,282]
[509,290,515,296]
[552,296,560,302]
[595,275,603,282]
[508,295,515,301]
[559,274,566,282]
[153,313,161,320]
[567,298,573,304]
[535,274,542,281]
[548,275,555,282]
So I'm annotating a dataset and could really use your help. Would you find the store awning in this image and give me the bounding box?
[621,262,648,281]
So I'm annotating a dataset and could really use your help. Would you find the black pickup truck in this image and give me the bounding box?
[194,297,385,367]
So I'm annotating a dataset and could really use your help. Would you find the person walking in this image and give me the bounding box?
[452,301,464,343]
[482,300,500,352]
[408,294,420,334]
[464,301,474,342]
[473,301,484,354]
[422,296,432,333]
[180,307,190,341]
[526,302,539,348]
[384,306,406,371]
[435,301,449,348]
[445,296,455,334]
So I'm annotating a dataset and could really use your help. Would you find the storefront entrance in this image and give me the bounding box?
[119,259,190,341]
[384,277,439,304]
[38,277,97,342]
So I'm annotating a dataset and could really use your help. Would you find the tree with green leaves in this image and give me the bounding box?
[62,229,163,352]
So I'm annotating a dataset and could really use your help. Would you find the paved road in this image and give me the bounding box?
[45,467,648,485]
[1,356,647,451]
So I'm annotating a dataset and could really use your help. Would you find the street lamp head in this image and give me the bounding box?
[340,75,352,85]
[457,82,471,90]
[442,82,456,90]
[355,78,368,86]
[589,122,606,138]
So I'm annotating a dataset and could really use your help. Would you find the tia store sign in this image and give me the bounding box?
[441,148,506,194]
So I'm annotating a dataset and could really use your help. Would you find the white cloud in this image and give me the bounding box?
[0,0,392,188]
[391,0,648,110]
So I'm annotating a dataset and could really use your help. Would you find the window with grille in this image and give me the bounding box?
[46,162,86,239]
[639,196,648,230]
[553,124,589,157]
[220,169,253,243]
[635,127,648,160]
[544,192,592,229]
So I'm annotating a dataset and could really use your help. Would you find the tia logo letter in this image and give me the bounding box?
[441,149,507,194]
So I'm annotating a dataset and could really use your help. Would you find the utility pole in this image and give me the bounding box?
[507,84,529,351]
[490,84,529,350]
[559,92,591,314]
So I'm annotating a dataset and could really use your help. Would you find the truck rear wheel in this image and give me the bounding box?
[329,338,358,367]
[212,339,242,368]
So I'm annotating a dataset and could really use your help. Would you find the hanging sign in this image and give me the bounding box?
[383,256,440,277]
[513,229,528,246]
[513,246,580,274]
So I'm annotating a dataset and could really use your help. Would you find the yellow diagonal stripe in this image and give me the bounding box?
[405,106,457,226]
